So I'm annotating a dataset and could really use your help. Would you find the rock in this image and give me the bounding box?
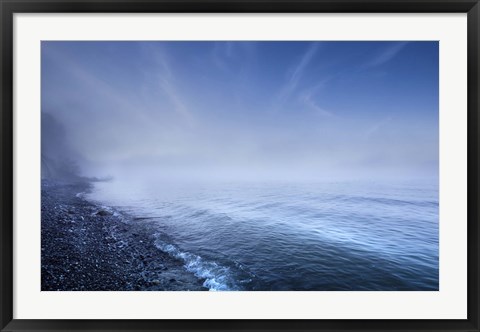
[96,210,111,216]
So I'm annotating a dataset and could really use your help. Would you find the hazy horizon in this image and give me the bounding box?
[41,41,439,182]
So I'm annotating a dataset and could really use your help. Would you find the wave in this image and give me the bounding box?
[153,236,241,291]
[84,193,244,291]
[331,194,438,207]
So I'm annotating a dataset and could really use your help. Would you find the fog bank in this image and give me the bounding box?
[41,41,439,183]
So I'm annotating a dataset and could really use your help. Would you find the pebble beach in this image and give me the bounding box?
[41,180,207,291]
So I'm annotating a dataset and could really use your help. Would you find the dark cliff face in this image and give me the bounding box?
[41,112,81,181]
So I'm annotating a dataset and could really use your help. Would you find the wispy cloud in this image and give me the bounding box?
[211,42,233,73]
[364,42,409,68]
[299,80,333,117]
[140,44,194,125]
[157,76,193,124]
[211,42,257,74]
[276,42,320,106]
[301,93,333,118]
[42,46,147,120]
[212,42,250,72]
[364,116,393,139]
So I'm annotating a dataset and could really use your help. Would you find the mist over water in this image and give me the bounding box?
[87,178,438,290]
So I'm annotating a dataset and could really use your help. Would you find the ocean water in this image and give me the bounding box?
[86,179,439,291]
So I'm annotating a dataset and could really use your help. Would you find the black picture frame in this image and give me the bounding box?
[1,0,479,331]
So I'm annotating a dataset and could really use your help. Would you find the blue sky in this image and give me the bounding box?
[42,41,438,181]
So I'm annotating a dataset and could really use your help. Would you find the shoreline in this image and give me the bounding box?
[41,179,207,291]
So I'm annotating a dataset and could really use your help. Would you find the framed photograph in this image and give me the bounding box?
[1,0,479,331]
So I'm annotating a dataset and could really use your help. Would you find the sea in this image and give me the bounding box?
[86,179,439,291]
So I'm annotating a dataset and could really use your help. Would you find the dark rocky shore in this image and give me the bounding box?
[41,180,207,291]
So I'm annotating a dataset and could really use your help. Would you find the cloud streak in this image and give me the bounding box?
[276,42,320,106]
[364,42,409,68]
[140,44,195,125]
[299,80,333,117]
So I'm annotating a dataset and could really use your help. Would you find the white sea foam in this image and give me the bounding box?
[153,237,239,291]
